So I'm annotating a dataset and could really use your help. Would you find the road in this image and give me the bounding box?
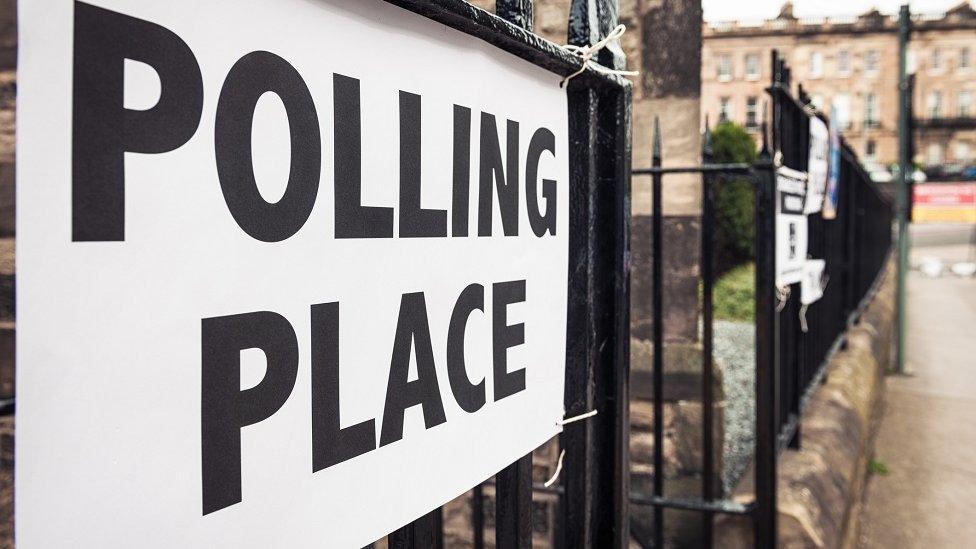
[858,223,976,548]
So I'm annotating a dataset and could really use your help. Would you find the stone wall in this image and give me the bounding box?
[715,256,896,548]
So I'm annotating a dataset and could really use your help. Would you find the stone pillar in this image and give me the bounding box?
[626,2,724,547]
[630,0,702,344]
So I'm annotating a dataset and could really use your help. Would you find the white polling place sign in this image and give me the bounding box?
[800,259,827,305]
[16,0,570,547]
[775,167,808,287]
[805,116,829,215]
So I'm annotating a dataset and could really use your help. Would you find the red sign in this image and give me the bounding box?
[914,183,976,205]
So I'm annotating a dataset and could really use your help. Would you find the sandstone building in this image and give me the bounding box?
[702,1,976,175]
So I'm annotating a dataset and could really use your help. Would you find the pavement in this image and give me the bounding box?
[858,225,976,548]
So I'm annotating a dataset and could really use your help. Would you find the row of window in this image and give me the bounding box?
[926,46,972,72]
[848,140,970,165]
[926,141,972,165]
[925,90,973,118]
[717,96,763,127]
[805,49,881,79]
[715,53,763,80]
[820,139,970,165]
[717,88,974,133]
[717,93,881,130]
[714,46,972,81]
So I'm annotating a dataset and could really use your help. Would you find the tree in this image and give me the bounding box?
[709,122,758,274]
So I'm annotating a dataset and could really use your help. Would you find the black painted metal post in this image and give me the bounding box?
[389,509,441,549]
[602,67,634,549]
[561,1,632,548]
[700,123,716,546]
[562,79,599,549]
[492,3,536,548]
[473,485,485,549]
[789,91,811,451]
[496,455,533,548]
[845,160,858,318]
[754,136,779,548]
[895,4,910,374]
[650,119,665,549]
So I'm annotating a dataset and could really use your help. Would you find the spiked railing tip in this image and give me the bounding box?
[702,118,714,160]
[760,100,770,154]
[652,116,662,162]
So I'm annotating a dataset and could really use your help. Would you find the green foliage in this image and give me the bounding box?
[868,458,890,476]
[711,122,758,165]
[712,262,755,323]
[710,123,758,274]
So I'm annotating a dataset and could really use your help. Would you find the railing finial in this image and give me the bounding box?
[760,100,770,154]
[653,116,662,164]
[702,117,714,162]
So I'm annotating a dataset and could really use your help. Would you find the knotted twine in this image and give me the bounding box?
[560,24,638,87]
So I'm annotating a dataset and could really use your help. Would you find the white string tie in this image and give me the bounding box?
[775,285,791,312]
[544,450,565,487]
[799,274,829,333]
[557,409,598,426]
[544,409,597,487]
[560,25,639,87]
[776,163,809,181]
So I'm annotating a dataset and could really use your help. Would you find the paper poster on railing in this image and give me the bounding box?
[805,116,829,214]
[776,168,809,286]
[800,259,827,304]
[822,107,842,220]
[16,0,570,547]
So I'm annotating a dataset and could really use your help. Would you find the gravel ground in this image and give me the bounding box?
[713,319,756,494]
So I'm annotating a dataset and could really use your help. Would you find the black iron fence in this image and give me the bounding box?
[769,51,893,454]
[629,51,894,548]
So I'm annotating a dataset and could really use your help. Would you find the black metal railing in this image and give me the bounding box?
[630,50,893,548]
[769,51,892,453]
[367,14,893,549]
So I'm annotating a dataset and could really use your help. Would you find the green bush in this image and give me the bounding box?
[710,123,758,274]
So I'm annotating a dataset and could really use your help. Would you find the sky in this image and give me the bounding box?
[702,0,972,22]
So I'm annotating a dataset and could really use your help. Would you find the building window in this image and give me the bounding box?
[928,91,943,118]
[932,48,942,71]
[955,142,971,163]
[864,93,879,128]
[719,97,732,123]
[960,91,973,117]
[833,94,851,129]
[837,50,851,76]
[809,51,824,78]
[745,96,759,128]
[865,140,877,161]
[865,50,879,74]
[718,55,732,81]
[961,47,972,70]
[745,53,760,79]
[927,143,944,166]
